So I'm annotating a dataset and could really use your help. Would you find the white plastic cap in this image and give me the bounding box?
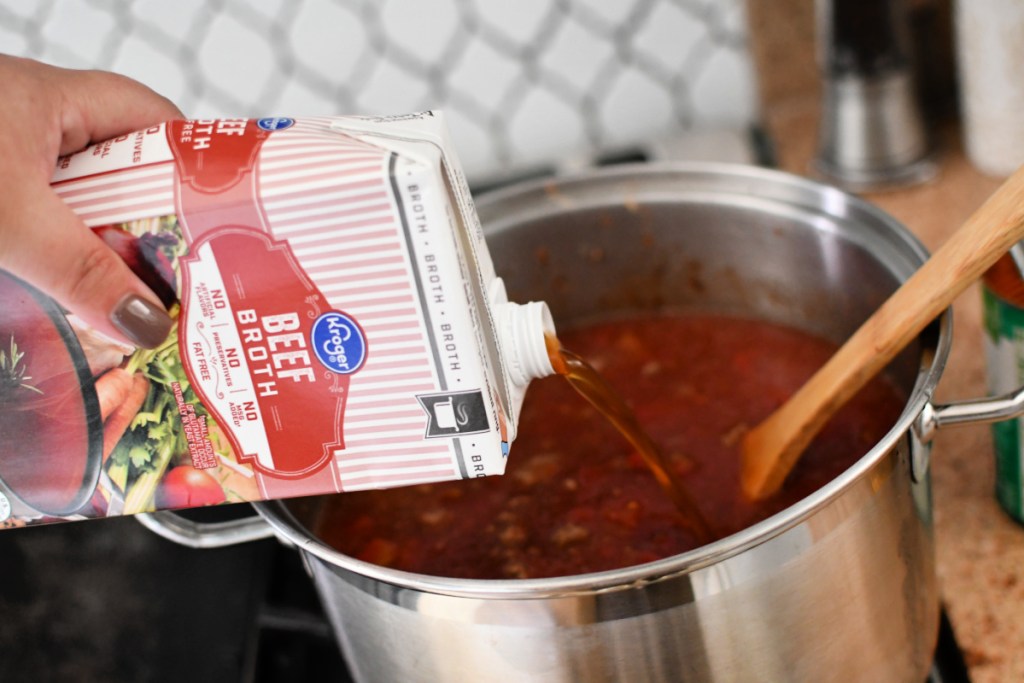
[488,278,557,444]
[495,298,555,445]
[496,299,557,386]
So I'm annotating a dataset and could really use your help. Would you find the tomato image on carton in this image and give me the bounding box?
[0,113,555,529]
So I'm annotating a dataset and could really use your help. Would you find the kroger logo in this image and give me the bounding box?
[257,117,295,131]
[311,312,367,375]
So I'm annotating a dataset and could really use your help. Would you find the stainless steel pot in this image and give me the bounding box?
[141,163,1024,682]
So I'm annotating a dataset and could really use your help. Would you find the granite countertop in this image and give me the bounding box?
[873,148,1023,683]
[742,1,1024,677]
[765,100,1017,680]
[865,147,1014,683]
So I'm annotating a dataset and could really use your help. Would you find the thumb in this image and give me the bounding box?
[0,186,173,349]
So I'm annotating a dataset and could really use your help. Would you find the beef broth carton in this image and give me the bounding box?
[0,114,555,529]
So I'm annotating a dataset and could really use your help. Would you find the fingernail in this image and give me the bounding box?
[111,294,173,348]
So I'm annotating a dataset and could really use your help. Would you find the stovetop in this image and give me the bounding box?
[0,512,268,682]
[0,509,970,683]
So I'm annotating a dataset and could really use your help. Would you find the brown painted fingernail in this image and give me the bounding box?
[111,294,173,348]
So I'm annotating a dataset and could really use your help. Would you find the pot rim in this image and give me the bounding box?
[255,161,952,599]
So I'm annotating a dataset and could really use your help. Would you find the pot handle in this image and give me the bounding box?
[136,508,277,549]
[917,385,1024,441]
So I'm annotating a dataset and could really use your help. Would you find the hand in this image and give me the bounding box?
[0,55,183,348]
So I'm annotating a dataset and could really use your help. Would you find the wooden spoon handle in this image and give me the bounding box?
[741,165,1024,501]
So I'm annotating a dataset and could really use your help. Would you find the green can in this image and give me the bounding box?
[983,282,1024,523]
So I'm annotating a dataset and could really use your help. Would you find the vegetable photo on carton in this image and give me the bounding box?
[0,56,245,526]
[83,215,254,518]
[91,216,186,513]
[0,55,168,525]
[0,213,242,525]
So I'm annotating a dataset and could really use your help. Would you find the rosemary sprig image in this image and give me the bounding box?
[0,336,43,398]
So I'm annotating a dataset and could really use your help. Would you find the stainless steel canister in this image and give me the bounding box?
[142,163,1024,682]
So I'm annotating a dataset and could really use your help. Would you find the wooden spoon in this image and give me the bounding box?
[741,166,1024,501]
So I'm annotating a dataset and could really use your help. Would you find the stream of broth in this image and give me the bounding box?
[544,333,715,544]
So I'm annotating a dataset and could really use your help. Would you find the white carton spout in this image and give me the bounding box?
[497,300,556,387]
[489,277,556,441]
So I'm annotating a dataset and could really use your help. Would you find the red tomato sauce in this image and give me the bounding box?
[312,313,905,579]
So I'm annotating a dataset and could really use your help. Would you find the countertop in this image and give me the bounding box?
[865,142,1013,683]
[766,104,1017,681]
[744,1,1024,675]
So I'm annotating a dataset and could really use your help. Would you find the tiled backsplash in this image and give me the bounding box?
[0,0,758,184]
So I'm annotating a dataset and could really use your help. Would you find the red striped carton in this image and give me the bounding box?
[0,113,554,528]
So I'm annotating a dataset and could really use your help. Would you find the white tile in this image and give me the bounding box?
[130,0,209,41]
[468,0,551,48]
[446,36,522,113]
[186,97,233,120]
[197,12,278,108]
[1,1,43,22]
[380,0,460,66]
[41,3,117,64]
[566,0,639,29]
[508,86,586,170]
[441,107,497,181]
[538,16,616,91]
[598,66,675,148]
[272,77,339,117]
[356,58,434,114]
[108,35,189,111]
[13,0,758,183]
[0,22,30,56]
[290,0,367,79]
[228,0,292,23]
[717,0,750,36]
[690,48,757,127]
[632,2,707,76]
